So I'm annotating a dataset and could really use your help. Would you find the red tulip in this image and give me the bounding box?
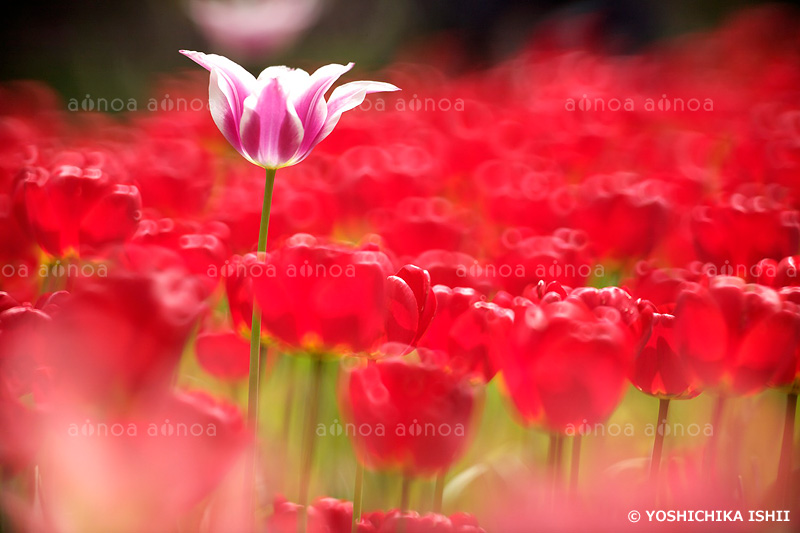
[0,297,51,398]
[267,497,485,533]
[418,286,513,382]
[251,235,435,354]
[35,390,247,533]
[631,313,701,399]
[128,135,214,217]
[570,174,671,260]
[691,192,800,271]
[492,227,591,296]
[339,357,478,476]
[38,268,206,408]
[16,149,142,257]
[363,510,485,533]
[371,196,470,259]
[195,329,251,381]
[673,277,799,394]
[0,381,40,474]
[130,215,230,293]
[495,295,635,432]
[412,250,493,294]
[773,287,800,392]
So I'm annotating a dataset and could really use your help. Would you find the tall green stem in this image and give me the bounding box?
[248,167,276,429]
[246,167,276,516]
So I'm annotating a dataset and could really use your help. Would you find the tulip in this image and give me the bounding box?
[251,235,435,355]
[492,228,591,295]
[339,356,478,478]
[195,329,251,381]
[28,391,247,533]
[179,50,399,170]
[691,193,800,271]
[180,55,399,509]
[16,149,142,258]
[418,286,513,382]
[37,269,206,410]
[632,313,700,400]
[673,277,798,395]
[494,295,636,433]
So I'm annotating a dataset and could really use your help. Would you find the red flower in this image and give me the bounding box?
[130,215,230,293]
[339,357,478,476]
[38,269,206,408]
[127,136,214,217]
[251,235,435,354]
[35,390,247,532]
[0,295,51,398]
[691,192,800,271]
[570,173,671,260]
[267,497,486,533]
[418,286,513,382]
[495,295,635,432]
[16,149,142,257]
[371,196,471,259]
[631,313,701,399]
[492,228,591,295]
[673,277,799,394]
[771,287,800,392]
[195,329,251,381]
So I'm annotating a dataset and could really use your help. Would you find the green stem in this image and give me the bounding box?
[650,398,670,486]
[351,461,364,533]
[778,393,797,507]
[433,471,445,514]
[246,167,276,516]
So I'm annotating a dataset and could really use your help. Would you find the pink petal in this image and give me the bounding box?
[292,63,353,155]
[180,50,255,153]
[239,78,304,168]
[300,80,399,161]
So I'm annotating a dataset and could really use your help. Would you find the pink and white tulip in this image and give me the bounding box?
[179,50,399,169]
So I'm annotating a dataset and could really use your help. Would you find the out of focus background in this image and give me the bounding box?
[1,0,797,102]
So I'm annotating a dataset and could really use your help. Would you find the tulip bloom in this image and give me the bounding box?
[339,357,478,477]
[180,50,399,169]
[418,286,514,382]
[632,313,701,399]
[673,277,798,395]
[495,296,636,432]
[250,235,435,355]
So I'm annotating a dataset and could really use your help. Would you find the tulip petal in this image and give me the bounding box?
[239,78,304,168]
[292,63,354,157]
[180,50,255,152]
[385,275,420,348]
[304,80,399,157]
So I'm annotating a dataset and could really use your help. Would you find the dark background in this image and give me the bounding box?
[0,0,792,102]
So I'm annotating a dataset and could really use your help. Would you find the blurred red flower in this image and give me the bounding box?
[339,357,478,477]
[673,276,799,394]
